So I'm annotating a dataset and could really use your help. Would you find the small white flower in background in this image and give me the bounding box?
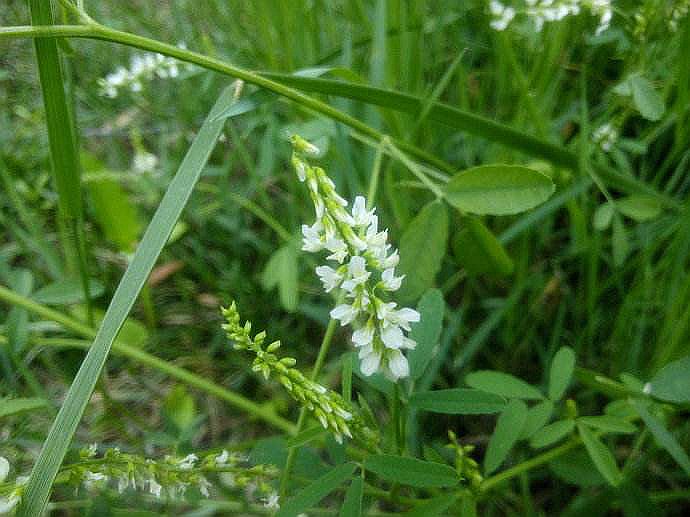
[198,476,212,498]
[98,43,190,98]
[291,135,421,381]
[489,1,516,30]
[133,150,158,173]
[488,0,612,35]
[87,443,98,458]
[215,449,230,466]
[263,491,280,510]
[177,453,198,470]
[148,478,163,498]
[592,123,618,151]
[0,494,20,515]
[0,457,8,482]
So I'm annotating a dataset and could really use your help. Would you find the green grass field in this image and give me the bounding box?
[1,1,689,515]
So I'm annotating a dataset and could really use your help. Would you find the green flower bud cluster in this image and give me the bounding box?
[447,431,483,489]
[222,301,378,449]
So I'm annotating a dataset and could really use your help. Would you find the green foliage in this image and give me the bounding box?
[397,200,448,302]
[409,389,506,414]
[407,289,445,380]
[646,355,690,403]
[452,216,514,276]
[276,463,356,517]
[577,423,623,487]
[484,399,528,474]
[548,347,576,400]
[466,370,544,400]
[365,455,459,488]
[444,165,555,216]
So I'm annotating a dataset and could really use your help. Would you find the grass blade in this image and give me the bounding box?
[27,1,92,322]
[17,84,235,517]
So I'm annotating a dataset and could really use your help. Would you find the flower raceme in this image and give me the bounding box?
[291,135,421,382]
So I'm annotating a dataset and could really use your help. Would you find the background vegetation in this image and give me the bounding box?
[1,0,689,515]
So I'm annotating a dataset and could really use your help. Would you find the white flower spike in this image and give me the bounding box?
[291,135,421,381]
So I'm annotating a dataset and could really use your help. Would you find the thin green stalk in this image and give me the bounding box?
[279,316,340,496]
[479,438,581,492]
[0,288,296,435]
[26,3,93,325]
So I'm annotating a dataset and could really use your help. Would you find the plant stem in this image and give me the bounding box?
[279,316,340,496]
[0,286,295,434]
[479,438,580,492]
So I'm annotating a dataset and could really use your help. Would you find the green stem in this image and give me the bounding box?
[279,316,340,496]
[0,285,295,435]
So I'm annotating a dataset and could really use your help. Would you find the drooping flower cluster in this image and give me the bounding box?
[98,45,189,98]
[222,302,378,449]
[488,0,612,34]
[291,135,420,382]
[0,448,278,512]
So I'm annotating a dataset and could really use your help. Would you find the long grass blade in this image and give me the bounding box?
[17,84,236,517]
[27,1,93,322]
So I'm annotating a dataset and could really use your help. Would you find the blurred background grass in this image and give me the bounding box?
[1,0,689,514]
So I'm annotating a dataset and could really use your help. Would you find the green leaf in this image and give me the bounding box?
[85,166,143,253]
[577,423,623,486]
[287,426,328,448]
[452,216,514,276]
[646,355,690,403]
[409,389,506,414]
[18,86,236,517]
[484,399,528,474]
[339,477,363,517]
[578,416,637,434]
[407,289,445,380]
[618,481,662,517]
[277,463,356,517]
[629,399,690,475]
[465,370,543,400]
[616,196,662,222]
[612,217,629,268]
[397,201,448,302]
[0,398,49,418]
[630,76,665,121]
[549,449,606,487]
[593,203,615,231]
[520,400,555,439]
[529,420,575,449]
[365,454,459,488]
[403,494,460,517]
[32,278,104,305]
[548,346,576,400]
[444,165,555,216]
[163,385,196,432]
[261,243,299,312]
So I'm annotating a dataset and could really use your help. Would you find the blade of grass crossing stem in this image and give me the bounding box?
[27,1,93,323]
[17,85,236,517]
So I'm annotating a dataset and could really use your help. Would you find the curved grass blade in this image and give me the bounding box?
[17,85,236,517]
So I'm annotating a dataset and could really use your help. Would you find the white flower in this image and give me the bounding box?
[85,471,108,482]
[199,476,212,497]
[86,443,98,458]
[149,478,163,498]
[330,303,359,326]
[376,301,398,324]
[215,449,230,466]
[381,325,405,349]
[302,222,324,252]
[381,268,403,291]
[352,324,375,348]
[0,494,20,514]
[133,151,158,173]
[341,256,371,292]
[388,350,410,380]
[359,347,382,376]
[384,307,421,331]
[178,453,198,470]
[315,265,343,292]
[263,491,281,510]
[325,237,348,263]
[0,457,8,483]
[351,196,375,227]
[117,475,129,494]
